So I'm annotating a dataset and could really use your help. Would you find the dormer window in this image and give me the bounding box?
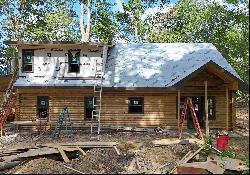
[68,49,80,73]
[22,50,34,72]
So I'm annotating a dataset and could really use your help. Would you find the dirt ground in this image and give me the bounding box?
[0,107,249,174]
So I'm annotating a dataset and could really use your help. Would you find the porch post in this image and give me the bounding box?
[205,81,209,137]
[226,87,229,130]
[177,90,180,129]
[232,91,236,130]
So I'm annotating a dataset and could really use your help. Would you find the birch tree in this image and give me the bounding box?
[80,0,91,42]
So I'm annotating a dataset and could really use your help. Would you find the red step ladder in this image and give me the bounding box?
[178,97,204,140]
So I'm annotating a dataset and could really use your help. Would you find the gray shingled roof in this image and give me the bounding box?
[102,43,241,87]
[14,43,242,88]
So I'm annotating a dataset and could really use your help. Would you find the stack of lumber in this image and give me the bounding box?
[0,141,119,170]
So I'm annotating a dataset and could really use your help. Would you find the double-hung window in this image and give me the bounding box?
[128,97,144,114]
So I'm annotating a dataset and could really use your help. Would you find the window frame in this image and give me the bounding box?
[84,96,96,120]
[68,50,81,73]
[22,49,34,73]
[37,96,49,120]
[128,97,144,114]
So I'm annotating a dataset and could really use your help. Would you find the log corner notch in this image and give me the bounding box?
[205,80,209,137]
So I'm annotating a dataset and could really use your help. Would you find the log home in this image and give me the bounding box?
[3,41,248,133]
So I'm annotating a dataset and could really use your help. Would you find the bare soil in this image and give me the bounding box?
[0,107,248,174]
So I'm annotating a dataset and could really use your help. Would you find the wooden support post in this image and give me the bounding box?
[231,91,236,130]
[226,88,229,130]
[178,91,180,128]
[205,81,209,137]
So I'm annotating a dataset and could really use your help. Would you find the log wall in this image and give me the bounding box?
[15,87,234,130]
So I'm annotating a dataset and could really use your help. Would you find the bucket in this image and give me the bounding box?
[216,135,229,150]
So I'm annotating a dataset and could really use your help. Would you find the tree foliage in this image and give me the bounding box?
[0,0,248,102]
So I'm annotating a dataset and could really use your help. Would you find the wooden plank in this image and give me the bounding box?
[3,147,59,162]
[58,146,70,163]
[168,151,192,174]
[113,146,120,156]
[205,81,209,137]
[63,165,85,174]
[76,146,86,156]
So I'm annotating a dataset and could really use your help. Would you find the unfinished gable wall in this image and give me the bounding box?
[18,45,103,79]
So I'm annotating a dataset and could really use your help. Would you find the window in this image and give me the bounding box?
[128,97,144,114]
[208,97,216,120]
[84,96,96,119]
[37,96,49,119]
[22,50,34,72]
[68,50,80,73]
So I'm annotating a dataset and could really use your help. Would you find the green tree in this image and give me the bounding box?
[148,0,249,102]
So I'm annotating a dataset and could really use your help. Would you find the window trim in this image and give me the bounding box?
[22,49,34,73]
[128,97,144,114]
[68,49,81,73]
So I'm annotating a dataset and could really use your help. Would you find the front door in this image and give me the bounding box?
[187,96,204,129]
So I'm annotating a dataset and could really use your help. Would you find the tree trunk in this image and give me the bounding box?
[86,0,91,41]
[80,0,91,42]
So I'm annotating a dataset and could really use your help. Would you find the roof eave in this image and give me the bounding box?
[3,40,115,47]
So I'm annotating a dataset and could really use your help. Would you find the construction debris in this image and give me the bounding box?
[207,155,249,171]
[152,138,204,146]
[0,130,248,174]
[154,127,165,134]
[177,161,225,174]
[169,145,206,174]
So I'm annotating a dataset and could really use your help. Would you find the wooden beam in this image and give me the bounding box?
[113,146,121,156]
[177,90,180,130]
[226,88,229,130]
[58,146,70,163]
[76,146,86,156]
[205,81,209,137]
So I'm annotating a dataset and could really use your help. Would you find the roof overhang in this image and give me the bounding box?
[3,40,115,47]
[172,60,249,93]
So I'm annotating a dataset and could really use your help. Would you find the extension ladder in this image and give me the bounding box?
[90,47,108,140]
[51,107,73,140]
[0,74,17,137]
[178,97,204,140]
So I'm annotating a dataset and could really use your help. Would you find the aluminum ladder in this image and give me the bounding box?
[178,97,204,140]
[51,107,73,140]
[90,58,104,140]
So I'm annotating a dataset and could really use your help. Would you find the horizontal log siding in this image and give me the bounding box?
[16,87,233,130]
